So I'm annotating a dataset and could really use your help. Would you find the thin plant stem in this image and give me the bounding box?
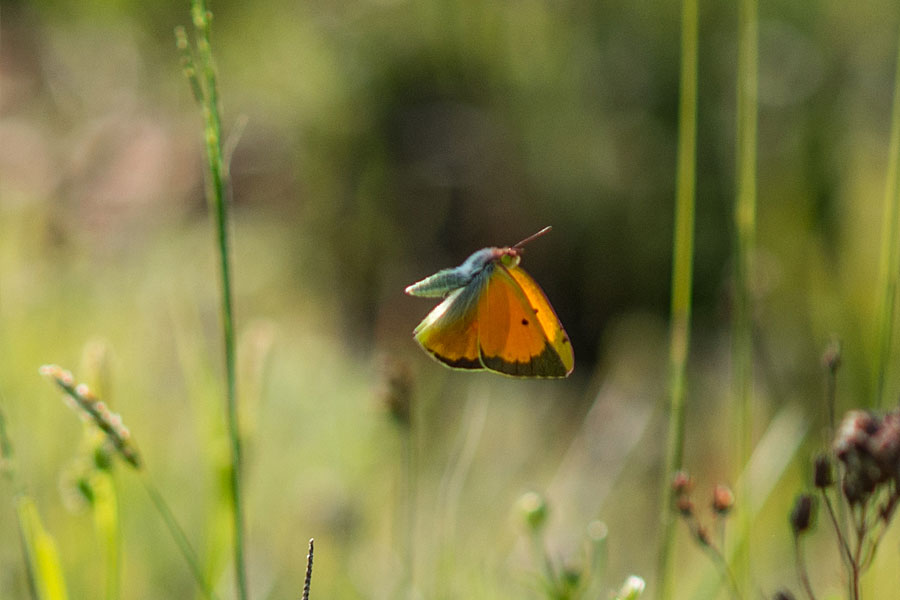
[658,0,699,596]
[142,477,219,600]
[859,489,900,570]
[181,2,248,598]
[848,503,869,600]
[733,0,758,594]
[696,533,742,600]
[820,489,853,566]
[793,535,817,600]
[873,20,900,409]
[0,405,39,600]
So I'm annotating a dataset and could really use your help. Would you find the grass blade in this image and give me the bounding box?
[873,21,900,409]
[16,496,69,600]
[657,0,699,597]
[733,0,758,593]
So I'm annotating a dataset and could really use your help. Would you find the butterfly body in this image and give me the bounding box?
[405,234,573,378]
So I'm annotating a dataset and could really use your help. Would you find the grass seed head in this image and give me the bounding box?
[40,364,142,469]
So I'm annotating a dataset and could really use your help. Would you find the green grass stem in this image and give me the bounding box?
[873,21,900,409]
[657,0,698,597]
[733,0,758,594]
[179,2,248,598]
[142,477,220,600]
[91,471,120,600]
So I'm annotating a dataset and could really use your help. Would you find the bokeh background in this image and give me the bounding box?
[3,0,900,597]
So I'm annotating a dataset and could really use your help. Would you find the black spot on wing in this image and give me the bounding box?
[521,318,529,326]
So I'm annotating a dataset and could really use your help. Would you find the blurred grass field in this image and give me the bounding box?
[4,0,900,598]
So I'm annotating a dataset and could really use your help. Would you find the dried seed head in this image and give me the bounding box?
[40,365,142,469]
[834,410,878,460]
[813,454,834,488]
[712,484,735,515]
[790,494,815,535]
[842,471,872,505]
[868,410,900,473]
[834,409,900,494]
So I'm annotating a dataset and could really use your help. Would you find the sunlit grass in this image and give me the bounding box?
[732,0,759,594]
[873,20,900,409]
[657,0,698,596]
[4,1,900,599]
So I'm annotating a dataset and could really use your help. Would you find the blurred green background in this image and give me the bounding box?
[3,0,900,597]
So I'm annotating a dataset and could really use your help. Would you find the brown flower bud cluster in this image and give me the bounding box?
[834,409,900,505]
[671,471,734,551]
[779,407,900,599]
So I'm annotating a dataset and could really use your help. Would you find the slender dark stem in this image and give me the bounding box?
[301,539,314,600]
[859,488,900,570]
[793,535,817,600]
[820,489,853,566]
[849,504,868,600]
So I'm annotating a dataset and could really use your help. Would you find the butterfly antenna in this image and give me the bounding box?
[513,226,553,249]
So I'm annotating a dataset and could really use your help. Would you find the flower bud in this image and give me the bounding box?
[516,491,548,532]
[672,471,692,496]
[790,494,815,535]
[712,484,735,515]
[813,454,834,489]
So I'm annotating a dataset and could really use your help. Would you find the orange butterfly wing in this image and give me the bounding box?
[413,286,483,369]
[477,264,574,377]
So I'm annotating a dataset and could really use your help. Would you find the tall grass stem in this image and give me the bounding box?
[733,0,758,593]
[182,1,248,598]
[657,0,698,597]
[873,21,900,409]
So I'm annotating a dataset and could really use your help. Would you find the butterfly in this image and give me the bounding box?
[405,227,574,378]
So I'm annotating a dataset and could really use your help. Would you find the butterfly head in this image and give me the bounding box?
[497,247,522,269]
